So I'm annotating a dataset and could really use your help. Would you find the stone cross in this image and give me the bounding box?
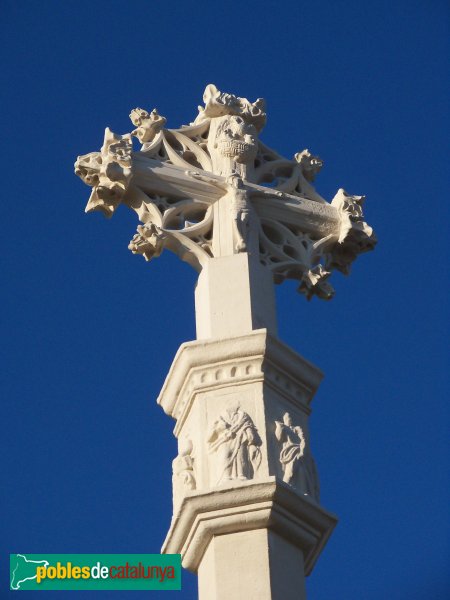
[75,84,376,600]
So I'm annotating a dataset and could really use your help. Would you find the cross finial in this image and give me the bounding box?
[74,84,376,308]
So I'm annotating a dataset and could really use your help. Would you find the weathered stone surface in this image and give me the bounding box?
[158,329,336,598]
[75,84,376,303]
[75,85,375,599]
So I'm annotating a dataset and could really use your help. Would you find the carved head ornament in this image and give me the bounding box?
[196,84,266,131]
[75,84,376,301]
[214,115,258,163]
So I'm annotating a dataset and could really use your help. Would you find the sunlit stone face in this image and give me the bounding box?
[216,115,258,164]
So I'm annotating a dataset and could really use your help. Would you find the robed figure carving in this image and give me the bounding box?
[275,413,320,501]
[275,412,306,484]
[207,406,262,484]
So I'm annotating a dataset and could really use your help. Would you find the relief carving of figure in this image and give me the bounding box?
[275,412,320,501]
[207,406,262,484]
[227,174,251,252]
[172,437,195,510]
[186,170,254,253]
[275,412,306,485]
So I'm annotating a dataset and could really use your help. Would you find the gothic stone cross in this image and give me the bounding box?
[74,84,374,595]
[75,84,376,336]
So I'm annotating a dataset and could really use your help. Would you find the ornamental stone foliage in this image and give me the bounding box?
[75,85,376,600]
[75,84,376,301]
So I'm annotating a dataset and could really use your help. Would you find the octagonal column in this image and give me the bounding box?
[158,330,337,600]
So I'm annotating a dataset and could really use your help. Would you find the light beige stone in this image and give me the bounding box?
[195,253,277,340]
[198,529,307,600]
[158,329,336,598]
[74,84,376,599]
[74,83,376,305]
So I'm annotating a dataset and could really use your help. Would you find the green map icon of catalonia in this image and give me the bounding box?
[10,554,49,590]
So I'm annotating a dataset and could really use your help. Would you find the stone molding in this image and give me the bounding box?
[162,477,337,576]
[157,329,323,432]
[158,328,326,532]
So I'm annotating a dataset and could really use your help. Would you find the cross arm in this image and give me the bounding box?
[131,156,344,240]
[74,95,376,302]
[131,155,224,205]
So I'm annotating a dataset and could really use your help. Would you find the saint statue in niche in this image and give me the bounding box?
[207,405,262,484]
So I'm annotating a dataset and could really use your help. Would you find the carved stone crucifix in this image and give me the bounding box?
[75,83,376,339]
[74,84,376,600]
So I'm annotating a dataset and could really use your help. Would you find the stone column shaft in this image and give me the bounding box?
[198,529,306,600]
[195,254,278,340]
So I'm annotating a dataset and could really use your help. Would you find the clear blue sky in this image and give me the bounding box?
[1,1,448,598]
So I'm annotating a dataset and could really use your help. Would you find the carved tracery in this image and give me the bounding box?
[275,412,320,501]
[75,84,376,300]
